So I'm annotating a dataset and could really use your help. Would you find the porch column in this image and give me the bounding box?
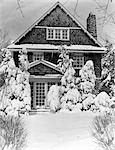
[33,82,36,109]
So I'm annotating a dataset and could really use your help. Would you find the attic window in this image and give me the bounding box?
[47,28,69,40]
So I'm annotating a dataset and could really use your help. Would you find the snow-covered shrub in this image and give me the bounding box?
[94,92,110,113]
[60,88,81,111]
[78,60,96,110]
[79,60,96,93]
[0,114,26,150]
[82,93,95,111]
[47,85,61,112]
[0,48,31,116]
[92,112,115,150]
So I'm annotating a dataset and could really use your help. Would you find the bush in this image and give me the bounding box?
[47,85,61,112]
[0,113,27,150]
[92,112,115,150]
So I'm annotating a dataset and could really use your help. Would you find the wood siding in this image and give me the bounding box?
[28,63,61,75]
[16,5,99,46]
[17,28,98,46]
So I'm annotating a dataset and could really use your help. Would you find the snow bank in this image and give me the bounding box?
[24,112,99,150]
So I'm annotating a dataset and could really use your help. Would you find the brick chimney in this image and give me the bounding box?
[87,12,97,39]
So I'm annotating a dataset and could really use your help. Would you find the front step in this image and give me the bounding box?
[29,108,50,115]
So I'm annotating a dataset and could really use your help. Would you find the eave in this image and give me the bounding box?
[8,44,106,53]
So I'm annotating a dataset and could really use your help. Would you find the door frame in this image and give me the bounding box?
[30,75,61,109]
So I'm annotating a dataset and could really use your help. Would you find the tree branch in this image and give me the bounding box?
[17,0,24,17]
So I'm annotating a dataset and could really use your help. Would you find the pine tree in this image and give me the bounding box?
[0,48,31,116]
[100,42,115,97]
[58,46,75,90]
[79,60,96,110]
[58,46,81,111]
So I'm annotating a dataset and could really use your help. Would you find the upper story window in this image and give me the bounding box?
[33,52,44,61]
[72,54,84,69]
[47,27,69,40]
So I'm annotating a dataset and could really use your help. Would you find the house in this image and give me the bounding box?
[8,2,106,110]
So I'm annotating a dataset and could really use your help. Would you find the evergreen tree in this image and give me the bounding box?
[100,42,115,97]
[58,46,81,111]
[0,48,31,116]
[58,46,75,90]
[79,60,96,110]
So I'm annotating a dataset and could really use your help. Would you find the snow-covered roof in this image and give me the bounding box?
[13,2,102,47]
[8,44,106,53]
[30,74,62,79]
[29,59,61,73]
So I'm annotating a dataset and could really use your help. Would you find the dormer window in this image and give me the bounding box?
[47,27,69,40]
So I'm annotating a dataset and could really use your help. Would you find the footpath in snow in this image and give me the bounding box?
[24,112,102,150]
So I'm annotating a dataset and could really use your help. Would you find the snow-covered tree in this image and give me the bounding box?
[100,42,115,97]
[57,46,81,111]
[0,48,29,150]
[78,60,96,110]
[58,46,75,90]
[0,48,31,116]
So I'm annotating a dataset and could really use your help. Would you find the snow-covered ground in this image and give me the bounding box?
[24,112,103,150]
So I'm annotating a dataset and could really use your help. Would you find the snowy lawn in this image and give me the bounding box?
[24,112,102,150]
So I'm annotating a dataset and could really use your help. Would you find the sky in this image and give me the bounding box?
[0,0,115,45]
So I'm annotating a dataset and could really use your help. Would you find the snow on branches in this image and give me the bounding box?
[47,84,61,112]
[58,46,75,89]
[0,48,31,116]
[100,43,115,96]
[78,60,96,111]
[58,46,81,111]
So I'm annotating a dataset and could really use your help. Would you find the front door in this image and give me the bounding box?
[30,81,60,109]
[35,83,45,108]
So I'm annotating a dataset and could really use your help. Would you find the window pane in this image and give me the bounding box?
[48,29,54,39]
[33,53,44,61]
[55,29,61,39]
[47,28,69,40]
[72,55,84,69]
[62,29,68,39]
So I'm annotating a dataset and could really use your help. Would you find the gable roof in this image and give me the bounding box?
[13,2,102,47]
[29,59,61,73]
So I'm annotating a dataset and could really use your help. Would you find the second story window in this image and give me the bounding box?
[33,52,44,61]
[47,28,69,40]
[55,29,61,39]
[47,29,54,39]
[72,54,84,69]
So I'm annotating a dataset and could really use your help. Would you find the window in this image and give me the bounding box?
[47,28,69,40]
[48,82,55,91]
[55,29,61,39]
[33,52,44,61]
[72,54,84,69]
[30,82,34,108]
[62,29,68,39]
[36,83,45,107]
[47,29,54,39]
